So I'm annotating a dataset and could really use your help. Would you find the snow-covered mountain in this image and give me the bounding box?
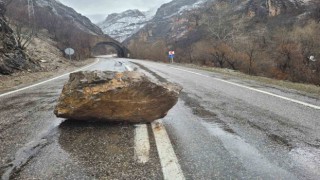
[154,0,214,20]
[124,0,216,44]
[98,0,215,42]
[98,9,155,42]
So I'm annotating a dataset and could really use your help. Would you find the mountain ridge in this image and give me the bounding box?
[125,0,320,85]
[98,9,155,42]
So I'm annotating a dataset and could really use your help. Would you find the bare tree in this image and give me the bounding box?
[5,0,36,49]
[310,1,320,22]
[4,0,14,7]
[246,45,256,75]
[203,3,239,42]
[188,12,201,27]
[14,23,34,49]
[237,36,260,74]
[205,14,233,41]
[10,17,35,49]
[186,44,194,63]
[210,43,228,68]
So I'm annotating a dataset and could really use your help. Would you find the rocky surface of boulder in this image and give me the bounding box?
[54,71,182,123]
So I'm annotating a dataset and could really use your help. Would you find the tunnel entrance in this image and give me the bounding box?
[92,42,127,58]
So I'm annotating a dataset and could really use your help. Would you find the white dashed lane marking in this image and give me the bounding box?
[134,124,150,164]
[0,58,186,179]
[152,120,185,180]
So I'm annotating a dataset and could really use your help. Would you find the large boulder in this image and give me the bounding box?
[54,71,182,123]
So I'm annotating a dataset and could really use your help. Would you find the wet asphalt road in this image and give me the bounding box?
[1,57,320,179]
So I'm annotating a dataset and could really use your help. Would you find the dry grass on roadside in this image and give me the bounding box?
[181,64,320,97]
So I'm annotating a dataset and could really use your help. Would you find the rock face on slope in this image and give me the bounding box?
[32,0,104,36]
[54,71,182,122]
[125,0,215,44]
[0,1,38,75]
[125,0,314,46]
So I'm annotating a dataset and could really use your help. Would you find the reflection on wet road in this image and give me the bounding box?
[0,59,163,179]
[1,57,320,179]
[133,59,320,179]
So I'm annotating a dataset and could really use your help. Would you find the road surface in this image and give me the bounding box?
[0,57,319,179]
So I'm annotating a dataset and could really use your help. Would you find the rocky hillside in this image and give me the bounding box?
[31,0,103,36]
[124,0,216,61]
[124,0,217,51]
[126,0,320,85]
[98,9,156,42]
[6,0,115,61]
[1,0,123,75]
[0,1,39,75]
[126,0,314,45]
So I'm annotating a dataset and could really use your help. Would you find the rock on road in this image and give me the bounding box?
[0,56,320,179]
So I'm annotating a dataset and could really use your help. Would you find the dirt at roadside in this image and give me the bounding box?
[0,30,95,93]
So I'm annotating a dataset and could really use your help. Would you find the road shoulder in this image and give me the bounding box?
[179,63,320,98]
[0,58,96,95]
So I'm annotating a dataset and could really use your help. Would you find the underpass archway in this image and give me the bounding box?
[92,42,128,58]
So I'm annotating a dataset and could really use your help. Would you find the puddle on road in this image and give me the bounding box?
[1,119,63,180]
[175,92,297,179]
[289,147,320,177]
[180,92,236,134]
[202,121,297,179]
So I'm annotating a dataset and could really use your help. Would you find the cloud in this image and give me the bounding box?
[59,0,172,22]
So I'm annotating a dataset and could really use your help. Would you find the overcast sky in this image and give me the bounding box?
[58,0,172,23]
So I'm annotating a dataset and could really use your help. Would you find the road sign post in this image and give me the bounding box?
[168,51,175,64]
[309,56,316,62]
[65,48,75,61]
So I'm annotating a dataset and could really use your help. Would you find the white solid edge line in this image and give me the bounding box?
[169,67,320,110]
[0,59,100,98]
[134,124,150,164]
[152,120,185,180]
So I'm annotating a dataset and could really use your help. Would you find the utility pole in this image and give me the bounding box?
[27,0,35,27]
